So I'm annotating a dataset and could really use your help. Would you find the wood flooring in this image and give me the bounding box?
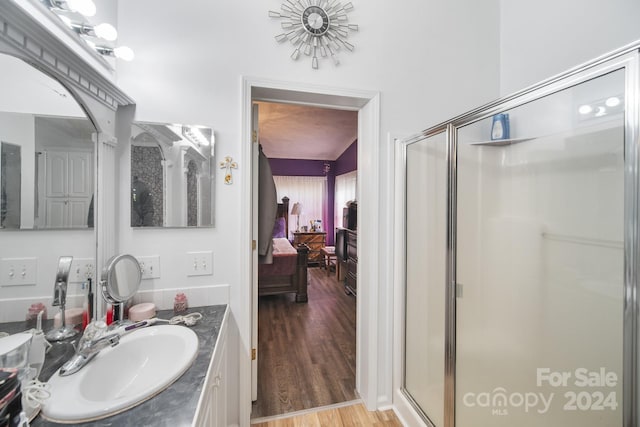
[252,267,357,419]
[251,402,403,427]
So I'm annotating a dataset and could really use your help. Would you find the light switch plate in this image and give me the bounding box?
[186,251,213,276]
[0,258,37,287]
[69,258,95,283]
[136,256,160,280]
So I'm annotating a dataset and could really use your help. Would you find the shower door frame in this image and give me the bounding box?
[398,41,640,427]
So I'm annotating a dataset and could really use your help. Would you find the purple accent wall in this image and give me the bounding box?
[269,159,328,176]
[268,141,356,246]
[335,141,357,175]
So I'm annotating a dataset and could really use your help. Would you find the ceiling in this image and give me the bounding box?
[256,101,357,161]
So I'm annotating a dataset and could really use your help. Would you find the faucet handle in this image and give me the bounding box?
[80,320,107,342]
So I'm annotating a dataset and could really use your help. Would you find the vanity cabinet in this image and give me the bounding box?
[194,308,228,427]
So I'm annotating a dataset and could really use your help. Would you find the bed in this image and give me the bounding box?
[258,196,309,302]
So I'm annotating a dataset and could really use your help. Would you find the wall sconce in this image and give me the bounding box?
[46,0,96,17]
[86,41,135,61]
[59,16,118,41]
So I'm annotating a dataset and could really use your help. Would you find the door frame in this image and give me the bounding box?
[240,76,381,425]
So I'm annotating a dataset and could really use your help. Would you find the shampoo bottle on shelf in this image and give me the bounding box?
[491,113,510,140]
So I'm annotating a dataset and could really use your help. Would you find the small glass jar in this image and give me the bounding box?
[174,293,188,314]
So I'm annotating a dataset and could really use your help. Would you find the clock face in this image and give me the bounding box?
[269,1,358,69]
[302,6,329,36]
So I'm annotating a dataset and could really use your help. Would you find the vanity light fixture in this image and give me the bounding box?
[182,126,210,147]
[46,0,96,17]
[59,16,118,41]
[86,41,135,61]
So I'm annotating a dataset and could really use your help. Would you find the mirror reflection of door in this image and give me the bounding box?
[0,142,21,228]
[186,159,198,226]
[0,54,96,231]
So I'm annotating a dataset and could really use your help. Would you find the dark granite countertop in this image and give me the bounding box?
[0,305,227,427]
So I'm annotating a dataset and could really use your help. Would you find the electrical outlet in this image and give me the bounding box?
[0,258,37,287]
[137,256,160,280]
[69,258,95,283]
[186,251,213,277]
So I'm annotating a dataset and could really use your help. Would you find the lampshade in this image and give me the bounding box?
[291,202,303,216]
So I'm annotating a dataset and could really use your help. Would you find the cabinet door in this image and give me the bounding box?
[194,311,228,427]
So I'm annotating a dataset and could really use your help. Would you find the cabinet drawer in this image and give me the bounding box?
[347,259,357,276]
[345,274,357,293]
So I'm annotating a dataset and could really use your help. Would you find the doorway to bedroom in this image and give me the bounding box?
[251,100,359,420]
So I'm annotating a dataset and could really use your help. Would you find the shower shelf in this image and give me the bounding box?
[469,137,534,146]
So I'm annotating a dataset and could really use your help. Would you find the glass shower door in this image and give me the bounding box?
[455,69,625,426]
[404,131,448,426]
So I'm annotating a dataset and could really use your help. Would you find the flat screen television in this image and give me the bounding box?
[343,201,357,230]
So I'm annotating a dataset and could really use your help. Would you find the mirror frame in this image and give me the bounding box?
[100,254,142,303]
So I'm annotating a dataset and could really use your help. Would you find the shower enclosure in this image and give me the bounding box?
[400,43,639,427]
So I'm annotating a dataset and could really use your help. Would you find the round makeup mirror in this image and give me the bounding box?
[100,254,142,305]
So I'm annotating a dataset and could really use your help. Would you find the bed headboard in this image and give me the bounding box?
[276,196,290,239]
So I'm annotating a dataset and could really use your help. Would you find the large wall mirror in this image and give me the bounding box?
[0,54,95,230]
[131,122,215,228]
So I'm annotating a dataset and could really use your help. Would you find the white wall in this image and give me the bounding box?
[115,0,501,424]
[499,0,640,95]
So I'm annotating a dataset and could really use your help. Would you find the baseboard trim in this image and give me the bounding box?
[250,399,364,424]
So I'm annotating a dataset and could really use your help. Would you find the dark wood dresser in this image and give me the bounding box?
[293,231,326,265]
[345,229,357,296]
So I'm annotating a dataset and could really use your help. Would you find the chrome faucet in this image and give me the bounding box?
[59,318,157,376]
[46,256,78,342]
[59,321,119,376]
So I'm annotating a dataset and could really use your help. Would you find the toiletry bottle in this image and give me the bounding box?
[491,113,510,140]
[106,305,114,326]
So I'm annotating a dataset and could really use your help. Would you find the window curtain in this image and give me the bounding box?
[273,175,327,236]
[334,170,357,228]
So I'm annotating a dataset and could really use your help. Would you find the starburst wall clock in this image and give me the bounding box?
[269,0,358,69]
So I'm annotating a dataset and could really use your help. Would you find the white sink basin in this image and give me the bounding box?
[41,324,198,423]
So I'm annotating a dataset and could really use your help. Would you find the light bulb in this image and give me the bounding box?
[605,97,621,107]
[93,23,118,41]
[65,0,96,17]
[113,46,135,61]
[578,104,593,115]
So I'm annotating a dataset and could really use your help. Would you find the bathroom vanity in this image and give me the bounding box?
[0,305,228,426]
